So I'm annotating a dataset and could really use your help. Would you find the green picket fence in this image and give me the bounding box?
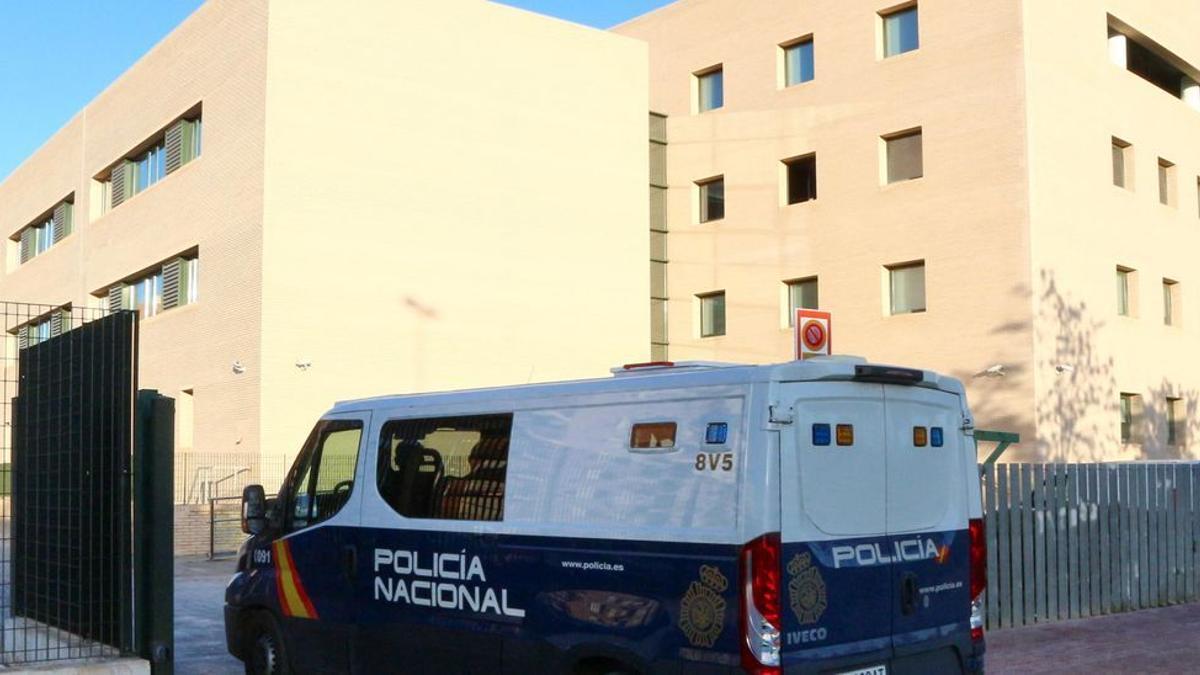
[981,462,1200,630]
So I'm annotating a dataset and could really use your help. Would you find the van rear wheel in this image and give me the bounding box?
[244,612,290,675]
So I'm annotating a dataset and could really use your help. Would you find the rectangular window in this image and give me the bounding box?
[698,177,725,223]
[696,66,724,112]
[630,422,677,449]
[784,154,817,204]
[1163,279,1179,326]
[786,277,819,326]
[884,129,923,183]
[190,117,203,159]
[1167,397,1184,446]
[1158,158,1175,206]
[132,271,164,319]
[888,261,926,315]
[26,317,51,346]
[376,414,512,521]
[285,419,363,531]
[1120,393,1140,444]
[133,141,167,196]
[699,291,726,337]
[102,110,201,211]
[1112,138,1131,188]
[1116,23,1194,103]
[1116,266,1135,316]
[882,5,919,58]
[98,180,112,216]
[186,257,200,304]
[783,37,815,86]
[32,218,53,257]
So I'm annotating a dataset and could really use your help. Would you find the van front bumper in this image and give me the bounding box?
[225,604,246,660]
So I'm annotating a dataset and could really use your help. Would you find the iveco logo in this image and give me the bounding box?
[831,538,948,569]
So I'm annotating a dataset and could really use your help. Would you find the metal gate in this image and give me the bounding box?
[0,302,169,667]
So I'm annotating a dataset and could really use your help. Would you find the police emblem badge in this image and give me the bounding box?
[787,552,827,625]
[678,564,728,648]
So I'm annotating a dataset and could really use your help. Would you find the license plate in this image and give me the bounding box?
[838,666,887,675]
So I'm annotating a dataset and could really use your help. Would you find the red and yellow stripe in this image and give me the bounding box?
[274,539,318,619]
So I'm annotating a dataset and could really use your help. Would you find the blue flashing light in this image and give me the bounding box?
[931,427,944,447]
[812,423,832,446]
[705,422,729,444]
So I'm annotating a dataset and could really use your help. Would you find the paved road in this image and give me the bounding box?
[174,555,1200,673]
[986,601,1200,673]
[176,556,241,675]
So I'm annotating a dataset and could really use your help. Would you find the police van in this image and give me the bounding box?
[226,356,987,674]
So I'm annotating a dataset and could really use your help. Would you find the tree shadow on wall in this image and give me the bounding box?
[1140,378,1200,460]
[1027,271,1197,462]
[1030,270,1116,463]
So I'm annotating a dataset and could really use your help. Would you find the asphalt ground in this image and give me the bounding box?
[176,556,241,675]
[174,556,1200,674]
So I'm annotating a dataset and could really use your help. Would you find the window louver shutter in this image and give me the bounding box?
[52,202,73,243]
[49,309,69,337]
[17,326,29,351]
[110,161,130,208]
[108,284,129,313]
[162,257,185,309]
[19,228,34,264]
[165,120,185,174]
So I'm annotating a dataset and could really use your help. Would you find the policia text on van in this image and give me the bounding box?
[225,356,987,674]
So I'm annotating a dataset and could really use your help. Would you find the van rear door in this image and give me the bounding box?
[883,384,972,667]
[779,382,893,671]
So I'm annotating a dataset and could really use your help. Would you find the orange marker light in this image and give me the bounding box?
[836,424,854,446]
[913,426,928,447]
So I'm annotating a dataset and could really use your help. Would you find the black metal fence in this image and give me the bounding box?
[0,303,136,664]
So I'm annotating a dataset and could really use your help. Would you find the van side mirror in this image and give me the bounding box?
[242,484,267,535]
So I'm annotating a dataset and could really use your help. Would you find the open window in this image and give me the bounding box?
[376,414,513,521]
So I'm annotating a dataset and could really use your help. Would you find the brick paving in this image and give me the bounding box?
[986,602,1200,674]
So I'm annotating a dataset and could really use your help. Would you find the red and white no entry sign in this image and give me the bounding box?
[795,309,832,360]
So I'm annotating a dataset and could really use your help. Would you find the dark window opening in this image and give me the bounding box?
[1126,39,1186,98]
[377,414,512,522]
[785,155,817,204]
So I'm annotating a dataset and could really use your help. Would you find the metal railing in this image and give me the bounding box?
[176,453,289,505]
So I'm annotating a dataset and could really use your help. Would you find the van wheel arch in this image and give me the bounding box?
[572,656,641,675]
[564,644,646,675]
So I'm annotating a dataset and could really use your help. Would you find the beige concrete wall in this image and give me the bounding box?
[258,0,650,474]
[1024,0,1200,461]
[616,0,1037,452]
[0,0,269,459]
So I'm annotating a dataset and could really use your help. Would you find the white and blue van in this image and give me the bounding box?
[226,356,987,674]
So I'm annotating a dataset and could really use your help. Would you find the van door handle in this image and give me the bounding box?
[900,573,919,615]
[342,545,357,583]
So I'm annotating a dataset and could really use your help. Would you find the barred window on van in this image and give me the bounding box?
[376,413,513,522]
[630,422,676,449]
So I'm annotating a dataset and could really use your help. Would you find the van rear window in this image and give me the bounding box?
[630,422,676,449]
[376,413,512,522]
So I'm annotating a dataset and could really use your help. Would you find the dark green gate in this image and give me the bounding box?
[1,303,173,670]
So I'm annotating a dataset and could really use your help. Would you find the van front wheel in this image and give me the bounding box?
[244,612,290,675]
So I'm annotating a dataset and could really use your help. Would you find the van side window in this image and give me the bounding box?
[283,419,363,532]
[630,422,676,448]
[376,413,513,522]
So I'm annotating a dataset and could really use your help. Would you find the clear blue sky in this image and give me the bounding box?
[0,0,672,182]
